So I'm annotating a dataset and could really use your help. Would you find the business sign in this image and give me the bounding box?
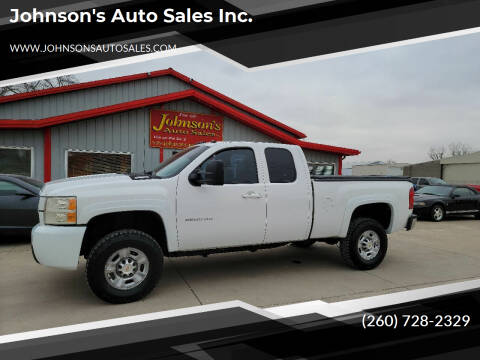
[150,110,223,149]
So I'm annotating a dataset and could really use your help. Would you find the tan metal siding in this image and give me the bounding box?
[353,164,405,176]
[443,163,480,185]
[403,160,441,178]
[441,151,480,165]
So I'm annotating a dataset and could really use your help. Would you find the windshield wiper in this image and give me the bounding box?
[130,171,162,180]
[148,170,164,179]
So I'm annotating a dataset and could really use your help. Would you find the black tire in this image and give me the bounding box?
[475,212,480,220]
[291,239,317,248]
[340,218,388,270]
[86,229,163,304]
[430,204,445,222]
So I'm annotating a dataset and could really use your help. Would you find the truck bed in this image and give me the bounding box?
[310,176,413,239]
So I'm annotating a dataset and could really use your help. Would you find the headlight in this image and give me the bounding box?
[414,202,426,206]
[45,197,77,225]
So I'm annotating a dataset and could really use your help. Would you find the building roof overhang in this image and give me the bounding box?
[0,68,307,139]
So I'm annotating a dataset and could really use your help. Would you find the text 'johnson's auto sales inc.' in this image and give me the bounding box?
[150,110,223,149]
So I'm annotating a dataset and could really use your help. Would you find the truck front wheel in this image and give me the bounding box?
[86,229,163,304]
[340,218,388,270]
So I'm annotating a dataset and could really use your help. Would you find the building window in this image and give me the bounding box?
[66,150,132,177]
[265,148,297,183]
[0,147,33,177]
[308,162,336,176]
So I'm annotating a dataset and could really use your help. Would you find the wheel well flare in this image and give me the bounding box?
[351,203,392,230]
[81,211,167,257]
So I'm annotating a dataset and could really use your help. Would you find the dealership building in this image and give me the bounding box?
[0,68,360,182]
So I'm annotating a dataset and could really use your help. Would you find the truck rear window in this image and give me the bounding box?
[265,148,296,183]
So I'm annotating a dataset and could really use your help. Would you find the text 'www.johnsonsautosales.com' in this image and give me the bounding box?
[9,43,177,54]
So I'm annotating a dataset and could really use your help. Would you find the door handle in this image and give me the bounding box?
[242,191,263,199]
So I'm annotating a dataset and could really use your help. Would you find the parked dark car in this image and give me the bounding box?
[0,174,43,237]
[413,185,480,222]
[409,177,447,191]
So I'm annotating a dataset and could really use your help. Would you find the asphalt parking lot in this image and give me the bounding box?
[1,217,480,336]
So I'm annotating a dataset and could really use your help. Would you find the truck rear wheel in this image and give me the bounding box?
[340,218,388,270]
[86,229,163,304]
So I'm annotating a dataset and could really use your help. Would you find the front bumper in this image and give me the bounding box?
[405,214,417,231]
[31,224,86,270]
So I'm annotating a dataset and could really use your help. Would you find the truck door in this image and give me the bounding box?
[176,147,267,251]
[263,147,312,243]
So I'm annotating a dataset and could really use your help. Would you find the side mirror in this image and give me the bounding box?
[188,169,202,186]
[188,160,224,186]
[204,160,224,186]
[452,193,461,199]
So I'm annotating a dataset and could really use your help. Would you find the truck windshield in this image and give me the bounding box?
[154,145,208,178]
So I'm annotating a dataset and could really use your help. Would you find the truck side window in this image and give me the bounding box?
[201,148,258,184]
[265,148,297,183]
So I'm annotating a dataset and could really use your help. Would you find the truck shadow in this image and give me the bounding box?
[51,243,347,304]
[168,243,346,280]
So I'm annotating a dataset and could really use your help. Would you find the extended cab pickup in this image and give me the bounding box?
[32,142,416,303]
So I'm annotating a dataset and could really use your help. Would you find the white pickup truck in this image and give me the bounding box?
[32,141,416,303]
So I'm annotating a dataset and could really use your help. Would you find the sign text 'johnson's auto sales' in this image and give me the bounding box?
[150,110,223,149]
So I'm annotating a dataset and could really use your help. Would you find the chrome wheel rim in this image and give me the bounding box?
[433,207,443,221]
[357,230,381,261]
[104,247,149,290]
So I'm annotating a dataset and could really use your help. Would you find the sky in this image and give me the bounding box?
[78,31,480,167]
